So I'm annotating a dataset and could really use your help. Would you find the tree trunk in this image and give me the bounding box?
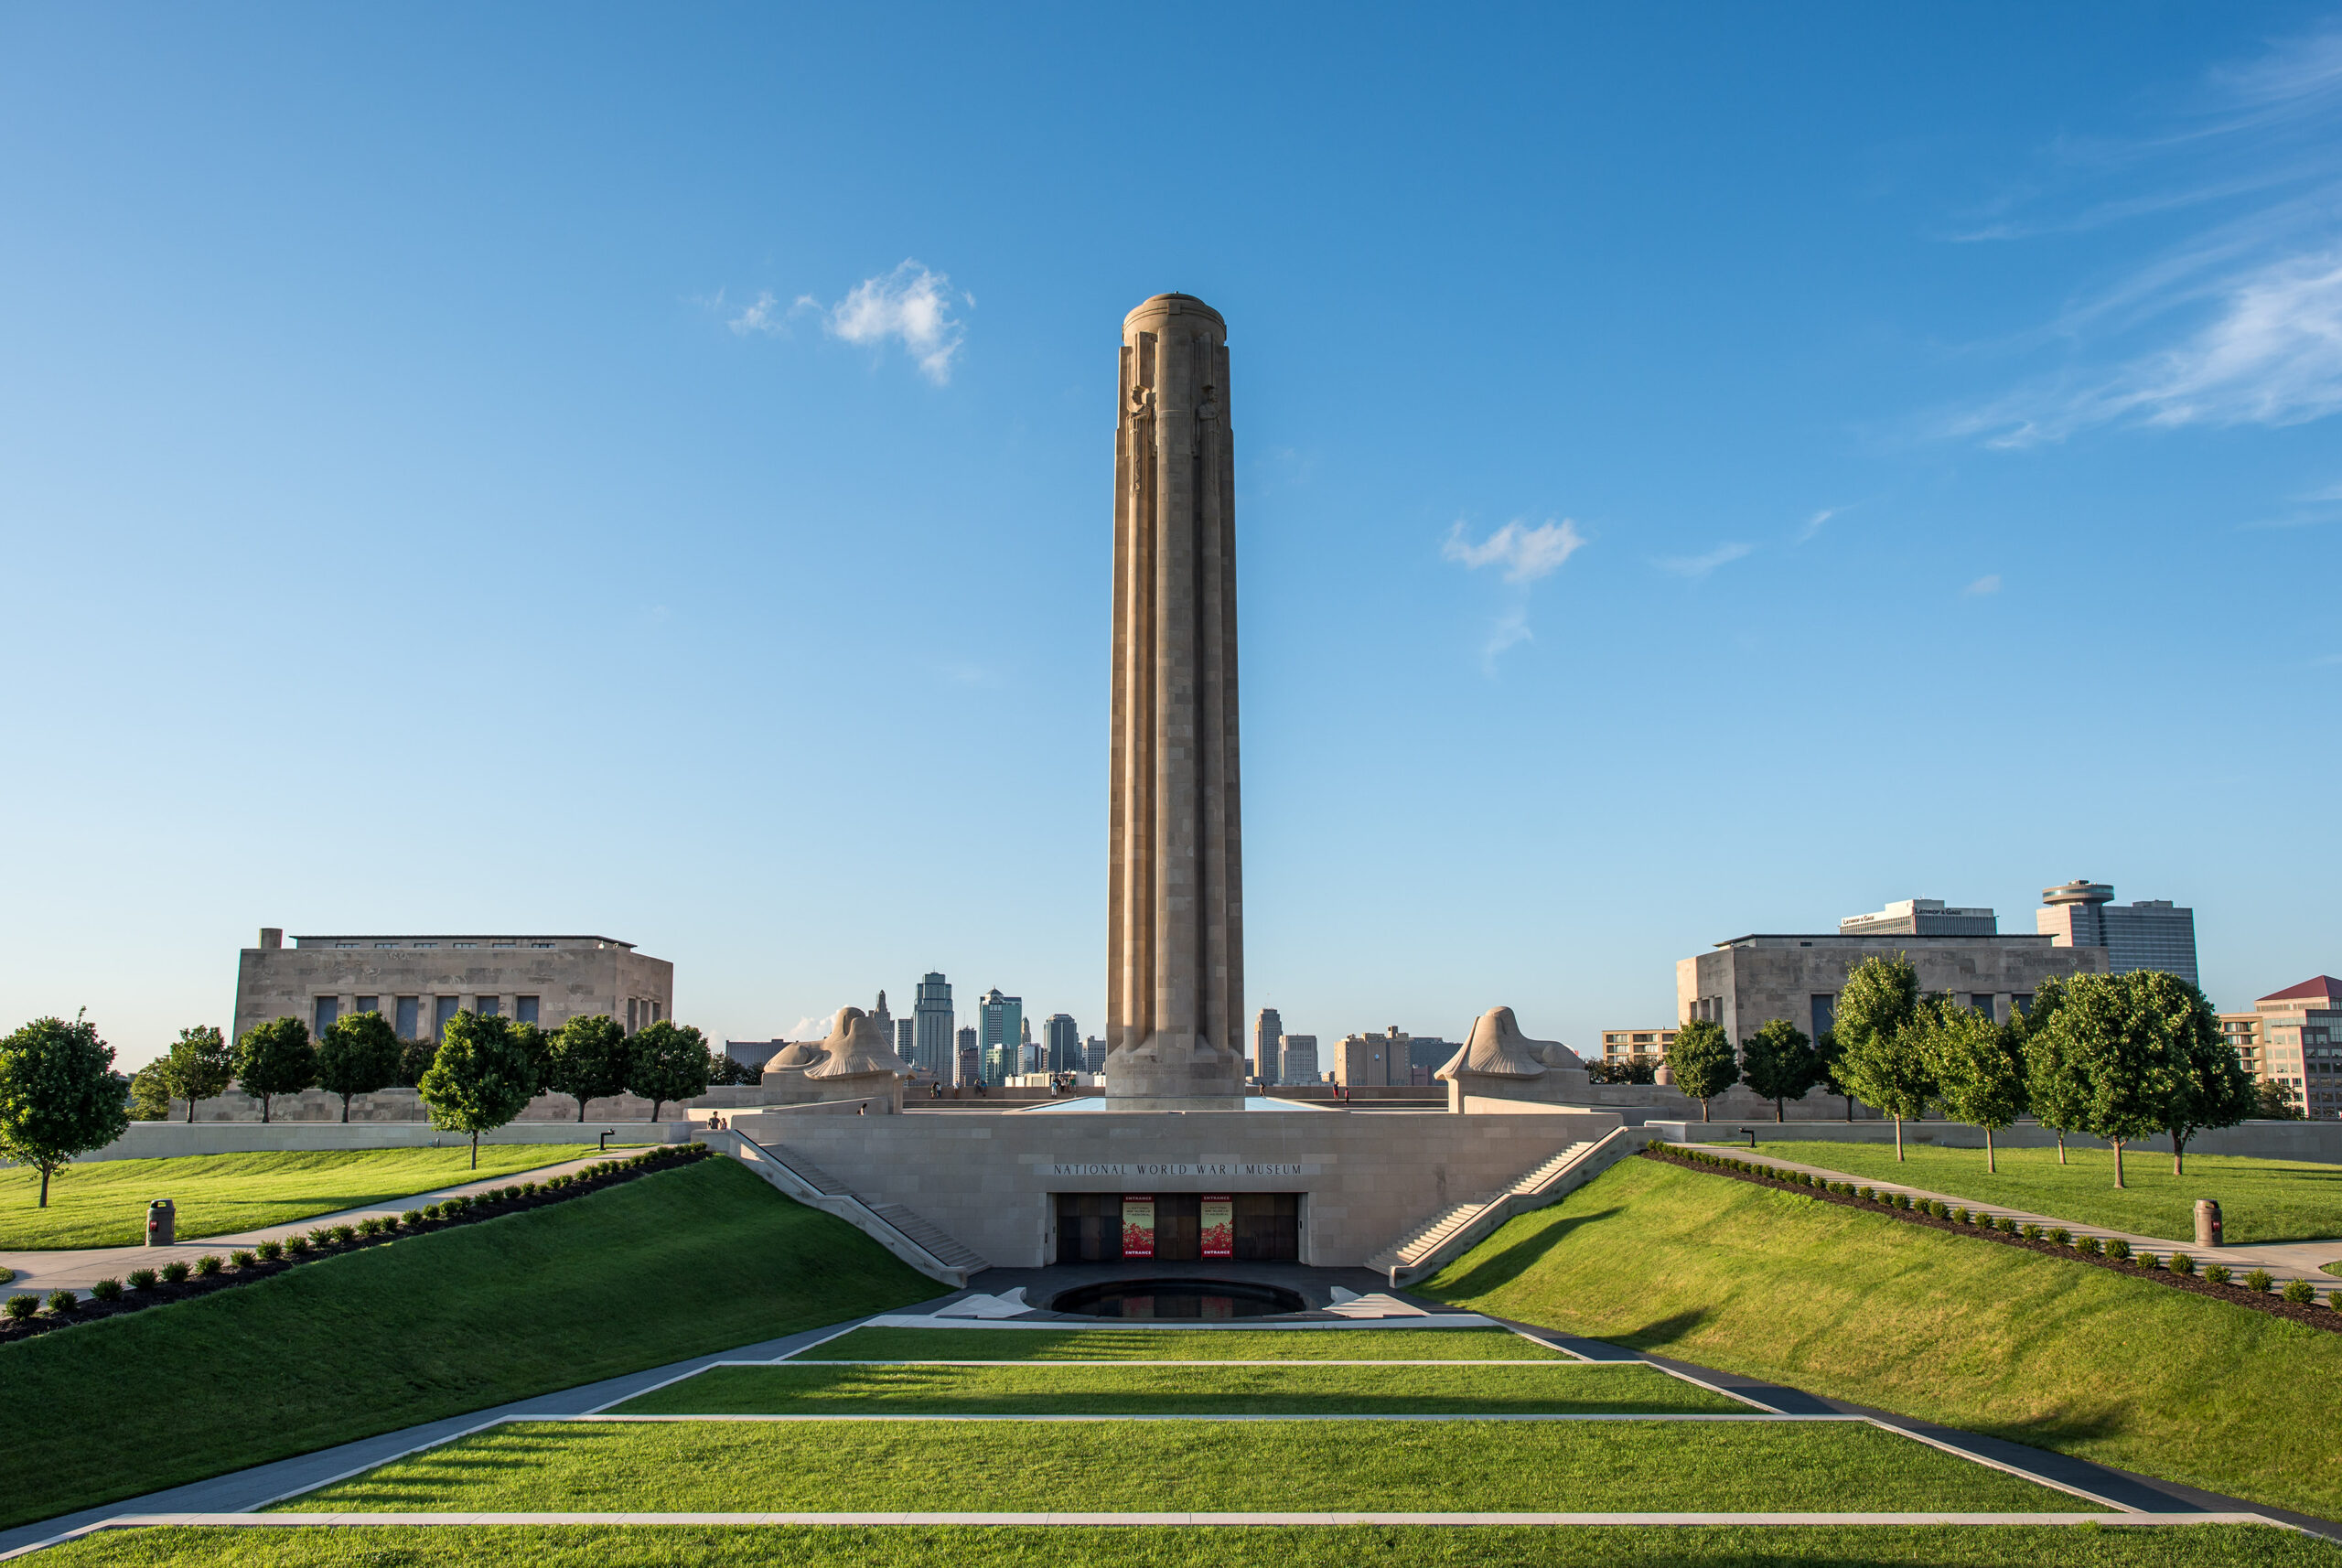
[1894,1115,1905,1161]
[2172,1129,2186,1176]
[1776,1099,1785,1122]
[1701,1098,1710,1122]
[340,1093,352,1124]
[184,1095,196,1124]
[1842,1093,1853,1122]
[261,1094,272,1124]
[2112,1139,2125,1188]
[38,1165,50,1208]
[471,1130,480,1170]
[577,1097,588,1122]
[1985,1125,1996,1175]
[2056,1131,2066,1165]
[652,1099,668,1122]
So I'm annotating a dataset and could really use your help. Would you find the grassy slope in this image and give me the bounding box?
[614,1360,1739,1414]
[1420,1155,2342,1518]
[2,1145,605,1249]
[1748,1141,2342,1245]
[284,1419,2074,1514]
[0,1160,933,1530]
[43,1526,2342,1568]
[801,1326,1557,1360]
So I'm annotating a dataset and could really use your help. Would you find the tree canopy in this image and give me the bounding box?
[417,1011,539,1167]
[158,1025,232,1122]
[233,1017,317,1123]
[627,1020,713,1121]
[1665,1018,1737,1121]
[317,1010,404,1122]
[1834,954,1932,1159]
[1738,1018,1819,1122]
[0,1015,132,1208]
[2028,970,2228,1188]
[1923,1000,2027,1172]
[2135,971,2253,1176]
[546,1013,630,1121]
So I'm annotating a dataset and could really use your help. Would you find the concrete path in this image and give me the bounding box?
[0,1152,624,1296]
[1681,1144,2342,1300]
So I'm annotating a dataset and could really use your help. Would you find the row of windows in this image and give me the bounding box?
[315,994,542,1039]
[328,940,556,950]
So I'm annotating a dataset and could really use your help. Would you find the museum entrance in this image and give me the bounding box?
[1055,1193,1300,1263]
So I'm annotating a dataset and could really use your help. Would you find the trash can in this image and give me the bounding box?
[2194,1198,2222,1249]
[146,1199,176,1247]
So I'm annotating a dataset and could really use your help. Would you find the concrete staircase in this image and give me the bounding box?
[715,1129,990,1289]
[1365,1128,1653,1288]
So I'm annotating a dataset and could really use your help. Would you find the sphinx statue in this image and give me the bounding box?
[806,1006,908,1079]
[1436,1006,1592,1112]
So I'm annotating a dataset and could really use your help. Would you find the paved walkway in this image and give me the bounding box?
[0,1152,621,1296]
[1681,1144,2342,1300]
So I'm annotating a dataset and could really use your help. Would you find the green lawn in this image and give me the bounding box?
[37,1527,2342,1568]
[0,1159,934,1530]
[1419,1155,2342,1519]
[0,1145,608,1249]
[614,1360,1739,1415]
[1747,1140,2342,1245]
[278,1418,2079,1514]
[800,1326,1559,1360]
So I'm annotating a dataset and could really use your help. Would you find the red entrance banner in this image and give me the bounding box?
[1200,1195,1233,1258]
[1121,1195,1155,1259]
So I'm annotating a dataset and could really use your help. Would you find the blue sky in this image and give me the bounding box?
[4,4,2338,1068]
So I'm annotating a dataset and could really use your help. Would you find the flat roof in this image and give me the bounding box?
[291,935,636,949]
[1714,933,2057,948]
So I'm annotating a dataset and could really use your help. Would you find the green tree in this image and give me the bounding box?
[1925,1001,2027,1173]
[417,1011,538,1169]
[0,1015,132,1208]
[627,1020,714,1121]
[2039,972,2172,1189]
[546,1013,630,1121]
[1739,1018,1819,1122]
[1811,1029,1854,1120]
[232,1017,317,1123]
[397,1034,440,1089]
[157,1025,232,1122]
[316,1010,403,1123]
[128,1062,172,1122]
[1834,953,1931,1160]
[2139,972,2254,1176]
[2254,1079,2303,1120]
[1665,1018,1738,1122]
[2018,977,2087,1165]
[510,1020,553,1098]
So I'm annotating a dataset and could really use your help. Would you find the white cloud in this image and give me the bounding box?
[822,261,967,383]
[1965,575,2003,596]
[1441,518,1586,582]
[727,290,788,337]
[788,1013,836,1042]
[1479,605,1533,671]
[1946,28,2342,446]
[1795,509,1836,543]
[1653,542,1754,578]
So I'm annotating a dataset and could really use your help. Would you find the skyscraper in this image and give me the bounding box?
[1045,1013,1080,1073]
[914,973,954,1081]
[956,1025,979,1088]
[1253,1007,1283,1083]
[894,1017,916,1062]
[1106,294,1245,1109]
[979,989,1023,1087]
[2037,882,2199,985]
[868,991,892,1056]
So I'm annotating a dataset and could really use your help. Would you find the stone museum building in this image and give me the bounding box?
[231,927,674,1044]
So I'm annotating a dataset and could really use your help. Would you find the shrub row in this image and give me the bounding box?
[1643,1144,2339,1329]
[0,1142,714,1345]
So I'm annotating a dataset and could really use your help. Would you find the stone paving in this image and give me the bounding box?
[1679,1143,2342,1301]
[0,1152,621,1296]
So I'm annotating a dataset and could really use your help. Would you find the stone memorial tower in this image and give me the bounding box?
[1105,293,1246,1109]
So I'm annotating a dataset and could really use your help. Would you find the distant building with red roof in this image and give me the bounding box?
[2221,977,2342,1121]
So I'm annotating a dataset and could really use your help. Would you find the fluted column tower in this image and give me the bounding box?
[1106,293,1245,1109]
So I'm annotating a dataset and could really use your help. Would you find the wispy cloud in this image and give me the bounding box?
[1442,517,1586,672]
[1946,27,2342,446]
[789,1012,837,1042]
[1654,542,1754,578]
[822,261,968,383]
[727,289,790,337]
[1441,518,1586,582]
[1965,574,2003,596]
[1795,509,1837,543]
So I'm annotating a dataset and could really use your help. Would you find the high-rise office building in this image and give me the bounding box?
[956,1025,979,1087]
[868,990,892,1053]
[2220,976,2339,1120]
[1278,1035,1319,1084]
[1083,1036,1109,1073]
[979,990,1022,1087]
[1253,1007,1284,1083]
[914,973,954,1081]
[894,1017,916,1062]
[1839,898,1998,938]
[1045,1014,1080,1073]
[2037,882,2198,986]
